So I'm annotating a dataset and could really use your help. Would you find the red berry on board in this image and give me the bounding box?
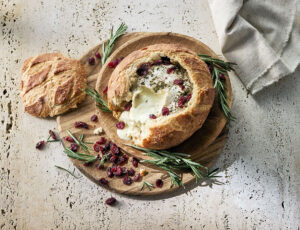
[123,176,132,185]
[156,179,163,188]
[116,122,125,129]
[74,121,88,129]
[103,86,108,94]
[70,143,79,152]
[132,157,139,168]
[65,136,74,143]
[95,52,101,59]
[90,114,98,122]
[99,177,109,185]
[88,57,95,65]
[133,173,141,182]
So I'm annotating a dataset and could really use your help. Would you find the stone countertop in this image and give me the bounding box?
[0,0,299,229]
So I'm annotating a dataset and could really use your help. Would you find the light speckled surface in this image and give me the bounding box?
[0,0,299,229]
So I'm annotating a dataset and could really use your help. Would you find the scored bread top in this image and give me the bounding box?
[21,53,86,117]
[107,44,215,149]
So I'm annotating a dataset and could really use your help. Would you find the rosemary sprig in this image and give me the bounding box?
[66,130,90,154]
[64,148,98,164]
[198,54,236,121]
[55,165,80,179]
[84,86,111,113]
[97,154,108,168]
[141,181,154,191]
[101,23,128,65]
[127,145,213,188]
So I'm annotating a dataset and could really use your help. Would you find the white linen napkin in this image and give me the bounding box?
[208,0,300,94]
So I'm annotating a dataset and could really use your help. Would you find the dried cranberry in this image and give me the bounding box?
[161,57,171,65]
[93,143,103,153]
[97,137,106,145]
[103,86,108,94]
[132,157,139,168]
[110,144,120,155]
[107,167,114,178]
[124,101,132,111]
[110,155,118,164]
[121,167,128,175]
[180,85,185,91]
[99,178,109,185]
[36,140,45,150]
[105,197,117,206]
[208,64,213,73]
[90,114,98,122]
[219,73,226,80]
[149,114,157,119]
[128,168,135,176]
[167,66,175,74]
[83,162,92,167]
[74,121,89,129]
[117,155,128,165]
[70,143,79,152]
[174,79,183,85]
[114,166,123,176]
[103,142,111,152]
[153,59,162,65]
[178,95,188,108]
[116,122,125,129]
[123,176,132,185]
[65,136,74,142]
[187,94,192,101]
[156,179,163,188]
[88,57,95,65]
[136,63,151,76]
[95,52,101,59]
[133,173,141,182]
[162,107,169,116]
[108,58,120,68]
[96,164,104,170]
[49,130,57,140]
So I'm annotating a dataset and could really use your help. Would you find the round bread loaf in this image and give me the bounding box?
[107,44,215,149]
[21,53,86,117]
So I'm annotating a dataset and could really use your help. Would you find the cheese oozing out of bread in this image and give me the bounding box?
[117,62,192,141]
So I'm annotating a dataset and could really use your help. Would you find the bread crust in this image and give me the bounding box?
[21,53,86,117]
[107,44,215,149]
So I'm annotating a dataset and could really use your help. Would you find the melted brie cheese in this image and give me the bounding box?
[117,86,168,140]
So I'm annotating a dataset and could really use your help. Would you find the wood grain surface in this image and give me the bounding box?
[56,32,232,196]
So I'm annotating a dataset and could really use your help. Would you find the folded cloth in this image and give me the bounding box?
[208,0,300,94]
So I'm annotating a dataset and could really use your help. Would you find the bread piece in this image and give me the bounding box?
[107,44,215,149]
[21,53,86,117]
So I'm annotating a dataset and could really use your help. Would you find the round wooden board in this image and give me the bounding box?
[57,32,231,196]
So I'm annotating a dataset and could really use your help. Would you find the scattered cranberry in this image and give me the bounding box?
[178,95,189,108]
[49,130,57,140]
[167,66,175,74]
[36,140,45,150]
[103,142,111,152]
[128,168,135,176]
[136,63,151,76]
[110,144,120,155]
[121,167,128,175]
[95,52,101,59]
[93,143,103,153]
[97,137,106,145]
[88,57,95,65]
[74,121,89,129]
[108,58,120,68]
[96,164,104,170]
[187,94,192,101]
[124,101,132,111]
[90,114,98,122]
[114,166,123,176]
[116,121,125,129]
[174,79,183,85]
[219,73,226,80]
[105,197,117,206]
[117,155,128,165]
[161,57,171,65]
[83,162,92,167]
[149,114,157,119]
[65,136,74,142]
[123,176,132,185]
[153,59,162,65]
[162,107,169,116]
[110,155,118,164]
[180,85,185,91]
[133,173,141,182]
[99,178,109,185]
[103,86,108,94]
[132,157,139,168]
[107,167,113,178]
[156,179,163,188]
[70,143,79,152]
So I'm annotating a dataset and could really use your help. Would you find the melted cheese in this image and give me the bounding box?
[117,86,168,140]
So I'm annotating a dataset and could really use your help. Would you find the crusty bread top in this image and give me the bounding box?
[107,44,215,149]
[21,53,86,117]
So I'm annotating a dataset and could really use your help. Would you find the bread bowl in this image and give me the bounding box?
[107,43,215,149]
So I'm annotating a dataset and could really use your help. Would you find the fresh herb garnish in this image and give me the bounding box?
[141,181,154,191]
[55,165,80,179]
[101,23,128,65]
[97,154,108,168]
[46,133,60,143]
[66,130,91,154]
[198,54,236,121]
[84,87,111,113]
[64,148,98,164]
[127,145,217,188]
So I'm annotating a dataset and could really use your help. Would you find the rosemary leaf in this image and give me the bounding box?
[198,54,236,121]
[66,130,90,154]
[55,165,80,179]
[84,87,111,113]
[101,23,128,65]
[140,181,154,191]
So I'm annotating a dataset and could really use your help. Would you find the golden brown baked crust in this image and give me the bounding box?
[107,43,215,149]
[21,53,86,117]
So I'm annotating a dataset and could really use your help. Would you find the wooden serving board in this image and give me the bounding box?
[56,32,232,196]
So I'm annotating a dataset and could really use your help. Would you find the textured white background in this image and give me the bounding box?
[0,0,299,229]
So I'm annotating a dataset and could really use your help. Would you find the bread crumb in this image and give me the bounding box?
[140,168,148,176]
[93,127,104,135]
